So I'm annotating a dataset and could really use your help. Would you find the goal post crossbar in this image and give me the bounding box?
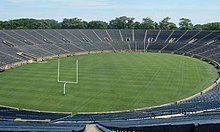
[58,81,78,84]
[57,59,79,95]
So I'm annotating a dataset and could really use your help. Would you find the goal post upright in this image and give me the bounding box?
[57,59,60,82]
[64,82,67,95]
[76,60,79,83]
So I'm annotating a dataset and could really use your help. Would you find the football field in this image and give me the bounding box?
[0,52,218,114]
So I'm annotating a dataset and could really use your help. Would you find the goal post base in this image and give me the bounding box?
[64,82,67,95]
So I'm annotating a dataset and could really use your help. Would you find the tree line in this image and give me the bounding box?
[0,16,220,30]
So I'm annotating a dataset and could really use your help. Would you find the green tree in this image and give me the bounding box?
[8,18,36,29]
[87,21,108,29]
[26,19,47,29]
[109,16,135,29]
[179,18,193,30]
[0,21,3,29]
[202,22,220,30]
[42,19,61,29]
[140,17,155,29]
[0,18,60,29]
[159,17,177,30]
[61,18,88,29]
[193,24,203,30]
[126,17,135,29]
[2,17,220,30]
[169,23,178,30]
[134,21,141,29]
[1,21,16,29]
[154,22,159,29]
[25,19,45,29]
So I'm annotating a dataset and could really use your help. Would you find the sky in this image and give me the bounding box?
[0,0,220,24]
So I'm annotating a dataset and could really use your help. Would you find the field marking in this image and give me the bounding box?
[126,53,180,107]
[193,60,212,91]
[1,52,218,113]
[154,56,181,101]
[175,57,185,99]
[194,60,202,82]
[120,53,155,107]
[33,61,48,64]
[71,83,110,112]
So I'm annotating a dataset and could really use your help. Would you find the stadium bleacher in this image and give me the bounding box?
[156,30,173,43]
[0,120,85,132]
[97,112,220,132]
[1,29,220,131]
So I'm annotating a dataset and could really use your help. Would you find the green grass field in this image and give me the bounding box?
[0,52,218,114]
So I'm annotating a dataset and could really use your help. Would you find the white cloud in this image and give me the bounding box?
[6,0,110,8]
[7,0,35,3]
[2,0,220,24]
[53,0,109,7]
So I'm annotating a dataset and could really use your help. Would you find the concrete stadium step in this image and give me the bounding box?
[86,124,102,132]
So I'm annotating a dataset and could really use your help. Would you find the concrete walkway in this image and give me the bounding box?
[85,124,102,132]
